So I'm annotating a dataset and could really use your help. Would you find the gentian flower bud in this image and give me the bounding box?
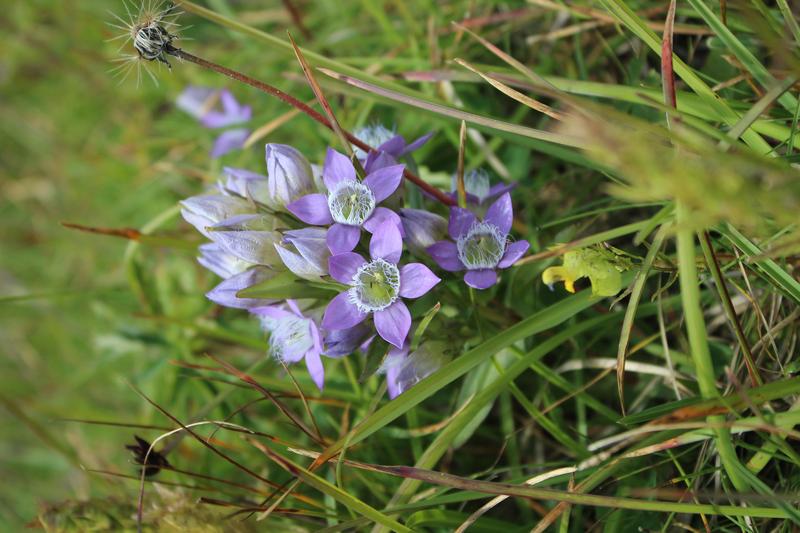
[180,194,252,239]
[207,214,281,267]
[399,208,447,252]
[382,341,449,399]
[220,167,270,204]
[205,266,278,309]
[265,144,315,209]
[197,243,253,279]
[274,227,330,281]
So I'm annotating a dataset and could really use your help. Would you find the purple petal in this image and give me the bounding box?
[485,192,513,235]
[399,263,441,298]
[323,148,356,190]
[364,164,404,203]
[448,207,477,240]
[323,324,372,357]
[376,135,405,157]
[498,240,530,269]
[374,301,411,349]
[363,207,404,236]
[305,349,325,391]
[285,299,304,317]
[322,291,368,330]
[401,132,433,155]
[369,220,403,264]
[464,269,498,290]
[211,128,249,159]
[487,182,516,201]
[328,252,367,284]
[364,151,398,174]
[286,194,334,226]
[326,223,361,254]
[426,241,464,272]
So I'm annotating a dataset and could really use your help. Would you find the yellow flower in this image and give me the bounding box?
[542,246,630,297]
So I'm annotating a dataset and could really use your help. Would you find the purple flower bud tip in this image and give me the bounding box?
[265,144,315,208]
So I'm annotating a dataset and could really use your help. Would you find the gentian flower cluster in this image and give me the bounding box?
[179,118,531,395]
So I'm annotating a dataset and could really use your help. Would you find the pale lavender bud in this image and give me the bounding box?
[220,167,270,204]
[399,208,447,251]
[382,341,449,399]
[207,214,281,266]
[205,266,277,309]
[274,227,330,281]
[180,194,252,239]
[265,144,315,208]
[197,243,253,279]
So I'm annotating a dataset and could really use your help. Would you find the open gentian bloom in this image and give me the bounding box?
[427,193,529,289]
[253,300,325,390]
[286,148,405,255]
[323,221,440,348]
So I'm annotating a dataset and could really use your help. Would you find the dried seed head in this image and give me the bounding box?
[108,1,182,85]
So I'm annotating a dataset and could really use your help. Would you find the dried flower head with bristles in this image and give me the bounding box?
[108,1,182,85]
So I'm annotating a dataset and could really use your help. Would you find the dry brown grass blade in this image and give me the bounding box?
[61,222,141,240]
[126,383,284,533]
[453,58,565,121]
[456,120,468,208]
[287,31,363,175]
[206,353,325,445]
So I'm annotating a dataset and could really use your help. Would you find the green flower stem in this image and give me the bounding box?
[676,202,750,492]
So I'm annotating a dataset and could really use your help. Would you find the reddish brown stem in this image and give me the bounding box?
[173,49,456,206]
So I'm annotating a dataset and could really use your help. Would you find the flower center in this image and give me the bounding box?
[262,315,313,362]
[328,180,376,226]
[457,222,505,269]
[349,258,400,312]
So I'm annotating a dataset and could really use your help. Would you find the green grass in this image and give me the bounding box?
[2,0,800,530]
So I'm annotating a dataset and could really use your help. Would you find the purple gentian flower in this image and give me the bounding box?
[427,193,529,289]
[322,221,440,348]
[286,148,405,255]
[354,124,433,161]
[449,168,515,206]
[253,300,325,390]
